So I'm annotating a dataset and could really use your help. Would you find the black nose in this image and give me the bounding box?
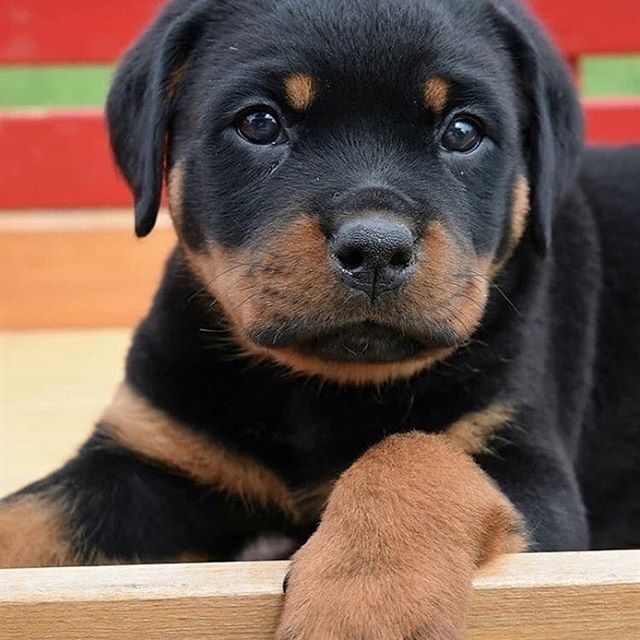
[331,216,415,300]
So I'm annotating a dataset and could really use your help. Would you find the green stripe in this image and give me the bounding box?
[0,55,638,109]
[0,65,113,108]
[581,55,640,98]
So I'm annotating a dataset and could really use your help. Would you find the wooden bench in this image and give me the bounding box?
[2,551,639,639]
[1,2,639,636]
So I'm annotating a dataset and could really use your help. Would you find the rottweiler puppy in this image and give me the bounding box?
[2,0,639,637]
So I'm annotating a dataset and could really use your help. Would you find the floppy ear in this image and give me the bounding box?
[490,2,584,255]
[106,1,208,237]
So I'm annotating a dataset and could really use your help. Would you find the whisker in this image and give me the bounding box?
[184,260,256,308]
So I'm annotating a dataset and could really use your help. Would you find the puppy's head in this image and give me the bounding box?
[107,0,582,385]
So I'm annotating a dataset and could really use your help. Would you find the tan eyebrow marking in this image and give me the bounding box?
[424,76,450,113]
[284,73,317,110]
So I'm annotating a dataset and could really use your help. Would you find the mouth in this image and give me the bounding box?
[250,321,458,363]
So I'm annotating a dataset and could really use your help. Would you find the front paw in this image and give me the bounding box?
[275,433,524,639]
[276,533,470,640]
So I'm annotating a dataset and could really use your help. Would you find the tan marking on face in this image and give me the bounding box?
[490,175,531,276]
[450,264,491,339]
[101,384,298,519]
[168,163,185,231]
[182,215,341,335]
[278,433,526,638]
[445,403,514,455]
[284,73,317,110]
[251,215,335,321]
[407,221,490,342]
[183,217,488,385]
[510,175,530,248]
[424,76,450,113]
[0,495,74,568]
[258,348,454,386]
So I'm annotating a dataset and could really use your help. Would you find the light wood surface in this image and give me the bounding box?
[0,551,638,639]
[0,329,129,495]
[0,210,174,329]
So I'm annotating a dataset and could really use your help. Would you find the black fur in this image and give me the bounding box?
[3,0,639,567]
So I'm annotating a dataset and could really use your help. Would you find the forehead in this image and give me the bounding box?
[213,0,509,92]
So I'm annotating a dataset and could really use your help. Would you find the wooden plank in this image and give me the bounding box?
[0,551,638,639]
[1,0,638,63]
[1,99,638,210]
[0,211,175,329]
[585,98,640,145]
[528,0,640,57]
[0,109,132,209]
[0,0,163,64]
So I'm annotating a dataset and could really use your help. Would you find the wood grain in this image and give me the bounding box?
[0,551,638,639]
[0,210,175,328]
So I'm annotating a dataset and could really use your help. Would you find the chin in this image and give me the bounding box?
[245,321,458,386]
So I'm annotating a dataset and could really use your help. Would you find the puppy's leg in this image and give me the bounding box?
[0,487,75,567]
[277,432,525,640]
[445,404,591,552]
[0,384,296,567]
[477,443,590,552]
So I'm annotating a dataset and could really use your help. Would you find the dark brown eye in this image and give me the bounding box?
[236,109,282,145]
[441,117,484,153]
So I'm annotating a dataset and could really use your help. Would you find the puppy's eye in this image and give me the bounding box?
[236,109,283,145]
[441,117,484,153]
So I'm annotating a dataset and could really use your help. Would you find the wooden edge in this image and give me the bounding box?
[1,0,637,63]
[584,98,640,145]
[0,0,163,64]
[0,210,175,329]
[0,551,638,639]
[0,208,170,230]
[0,109,132,209]
[527,0,640,57]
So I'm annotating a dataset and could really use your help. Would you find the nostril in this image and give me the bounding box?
[389,248,413,270]
[335,247,365,272]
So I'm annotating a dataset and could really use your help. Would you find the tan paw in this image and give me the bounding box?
[276,530,470,640]
[275,433,526,640]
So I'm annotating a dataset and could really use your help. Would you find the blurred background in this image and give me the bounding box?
[1,0,639,495]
